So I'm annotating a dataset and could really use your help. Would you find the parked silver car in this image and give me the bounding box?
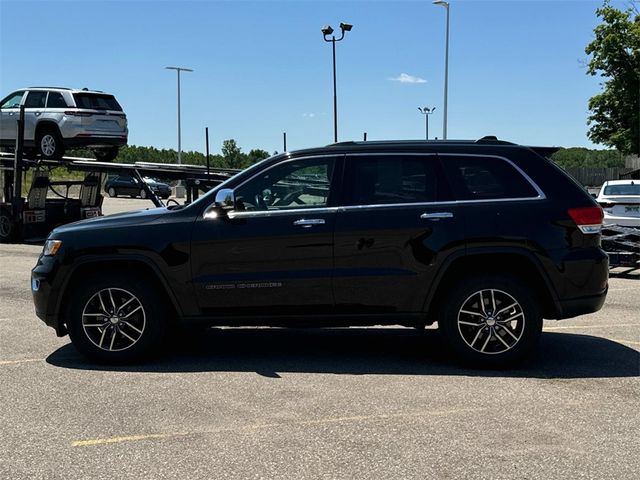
[0,87,127,161]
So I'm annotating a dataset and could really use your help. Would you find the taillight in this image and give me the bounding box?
[64,111,93,117]
[567,207,603,234]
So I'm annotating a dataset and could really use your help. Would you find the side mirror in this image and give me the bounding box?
[591,193,597,199]
[204,188,235,219]
[215,188,235,209]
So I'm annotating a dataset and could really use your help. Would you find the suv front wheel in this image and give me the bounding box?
[438,274,542,368]
[67,273,168,363]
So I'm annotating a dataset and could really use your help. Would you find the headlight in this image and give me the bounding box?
[43,240,62,256]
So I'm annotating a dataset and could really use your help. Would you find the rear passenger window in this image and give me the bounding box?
[24,91,47,108]
[46,92,68,108]
[344,155,452,206]
[442,156,539,200]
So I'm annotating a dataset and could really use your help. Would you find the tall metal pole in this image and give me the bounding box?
[322,23,352,144]
[165,66,193,165]
[205,127,210,176]
[443,4,450,139]
[177,70,182,165]
[426,113,429,140]
[332,38,338,143]
[433,1,450,140]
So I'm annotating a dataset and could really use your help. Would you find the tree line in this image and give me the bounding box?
[67,142,624,170]
[68,139,272,170]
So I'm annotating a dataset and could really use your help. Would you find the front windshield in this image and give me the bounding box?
[187,154,285,209]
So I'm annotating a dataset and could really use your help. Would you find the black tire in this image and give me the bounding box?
[36,128,65,160]
[107,187,117,198]
[94,147,119,162]
[0,208,16,243]
[66,273,169,363]
[437,274,542,368]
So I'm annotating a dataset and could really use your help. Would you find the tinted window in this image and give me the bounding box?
[442,155,538,200]
[343,155,451,206]
[73,93,122,111]
[1,91,25,109]
[46,92,68,108]
[24,91,47,108]
[236,157,336,211]
[603,184,640,196]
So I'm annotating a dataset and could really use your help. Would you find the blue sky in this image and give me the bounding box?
[0,0,627,155]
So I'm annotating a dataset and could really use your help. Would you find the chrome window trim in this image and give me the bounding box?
[204,151,547,220]
[228,206,340,219]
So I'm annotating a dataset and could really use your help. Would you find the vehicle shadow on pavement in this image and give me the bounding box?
[46,328,639,379]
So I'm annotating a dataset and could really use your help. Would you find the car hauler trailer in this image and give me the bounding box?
[1,105,236,243]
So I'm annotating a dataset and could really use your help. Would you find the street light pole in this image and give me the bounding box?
[165,66,193,165]
[418,107,436,140]
[433,1,450,140]
[322,23,353,143]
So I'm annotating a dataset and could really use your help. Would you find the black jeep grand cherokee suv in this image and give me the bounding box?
[31,138,608,367]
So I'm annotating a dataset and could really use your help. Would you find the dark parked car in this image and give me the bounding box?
[31,138,608,367]
[105,175,171,200]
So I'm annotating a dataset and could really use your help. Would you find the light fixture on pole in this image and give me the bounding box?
[433,0,449,140]
[321,22,353,143]
[418,106,436,140]
[165,66,193,165]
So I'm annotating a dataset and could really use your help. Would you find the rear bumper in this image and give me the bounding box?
[603,215,640,227]
[64,135,127,148]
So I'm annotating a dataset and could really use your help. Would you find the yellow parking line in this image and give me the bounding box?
[71,433,188,447]
[0,358,42,366]
[544,323,638,331]
[71,407,484,447]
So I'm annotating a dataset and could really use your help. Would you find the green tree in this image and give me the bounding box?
[550,147,624,168]
[585,1,640,154]
[221,139,244,169]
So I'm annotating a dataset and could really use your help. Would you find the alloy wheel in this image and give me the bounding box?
[40,135,56,157]
[81,288,146,352]
[457,289,525,355]
[0,215,11,238]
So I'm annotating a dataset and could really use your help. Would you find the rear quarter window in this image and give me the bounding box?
[441,155,539,200]
[72,93,122,111]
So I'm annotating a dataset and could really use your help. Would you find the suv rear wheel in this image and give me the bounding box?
[438,274,542,368]
[67,273,169,363]
[0,207,16,243]
[94,147,119,162]
[37,128,65,160]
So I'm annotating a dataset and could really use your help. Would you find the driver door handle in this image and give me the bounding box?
[420,212,454,220]
[293,218,325,227]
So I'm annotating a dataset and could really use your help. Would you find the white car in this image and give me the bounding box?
[596,179,640,227]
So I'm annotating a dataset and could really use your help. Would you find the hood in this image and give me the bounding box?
[51,207,167,236]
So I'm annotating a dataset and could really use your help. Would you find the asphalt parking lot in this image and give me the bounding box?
[0,197,638,479]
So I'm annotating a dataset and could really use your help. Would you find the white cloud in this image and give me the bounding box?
[302,113,316,118]
[389,73,427,84]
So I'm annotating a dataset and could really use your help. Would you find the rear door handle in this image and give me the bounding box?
[293,218,325,227]
[420,212,454,220]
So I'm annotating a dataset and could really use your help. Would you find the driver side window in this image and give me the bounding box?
[235,157,336,212]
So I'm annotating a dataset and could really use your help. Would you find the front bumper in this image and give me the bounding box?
[557,287,608,319]
[31,256,67,336]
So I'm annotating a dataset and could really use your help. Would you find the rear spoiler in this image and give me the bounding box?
[528,146,560,158]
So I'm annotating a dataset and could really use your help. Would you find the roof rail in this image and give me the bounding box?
[475,135,516,145]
